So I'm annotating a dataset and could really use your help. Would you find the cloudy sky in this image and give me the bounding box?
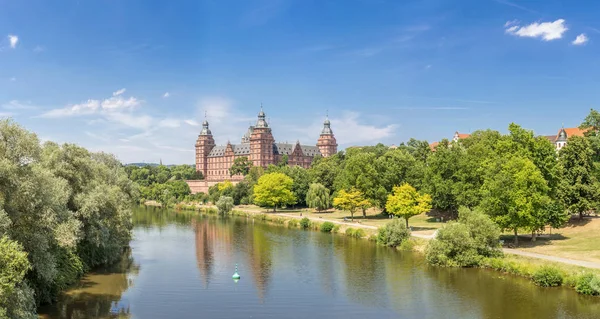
[1,0,598,164]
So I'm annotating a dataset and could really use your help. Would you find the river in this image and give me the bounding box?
[39,206,599,319]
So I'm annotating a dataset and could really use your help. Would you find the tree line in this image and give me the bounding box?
[124,164,203,207]
[0,119,137,318]
[209,109,600,245]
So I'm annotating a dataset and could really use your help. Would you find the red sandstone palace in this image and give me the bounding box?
[187,108,337,193]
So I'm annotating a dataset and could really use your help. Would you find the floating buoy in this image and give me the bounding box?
[232,263,241,280]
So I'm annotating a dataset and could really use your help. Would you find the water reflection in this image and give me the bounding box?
[40,207,600,319]
[39,248,139,319]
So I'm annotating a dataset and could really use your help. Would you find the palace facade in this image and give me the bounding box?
[187,108,337,193]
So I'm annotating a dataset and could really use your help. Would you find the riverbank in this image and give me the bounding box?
[167,203,600,297]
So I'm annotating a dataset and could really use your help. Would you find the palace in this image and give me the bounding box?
[187,107,337,194]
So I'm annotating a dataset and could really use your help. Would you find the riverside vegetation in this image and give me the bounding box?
[134,109,600,297]
[0,119,137,318]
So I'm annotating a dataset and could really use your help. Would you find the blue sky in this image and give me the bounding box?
[1,0,599,164]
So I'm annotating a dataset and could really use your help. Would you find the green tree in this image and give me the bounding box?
[385,183,432,227]
[306,183,330,212]
[479,156,551,245]
[558,136,599,220]
[253,173,296,211]
[333,188,369,221]
[309,153,343,192]
[230,156,252,176]
[216,196,234,214]
[0,236,36,319]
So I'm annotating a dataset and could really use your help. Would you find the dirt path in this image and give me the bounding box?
[502,248,600,269]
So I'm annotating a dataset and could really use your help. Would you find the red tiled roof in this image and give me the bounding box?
[429,141,439,151]
[562,127,586,138]
[457,133,470,139]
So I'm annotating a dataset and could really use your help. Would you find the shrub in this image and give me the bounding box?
[257,213,268,221]
[216,196,234,214]
[320,222,335,233]
[377,219,411,247]
[345,228,355,237]
[287,219,299,228]
[311,222,322,231]
[575,273,600,295]
[399,239,416,251]
[426,208,502,267]
[353,229,366,238]
[332,225,340,233]
[272,217,286,225]
[299,217,311,229]
[532,266,564,287]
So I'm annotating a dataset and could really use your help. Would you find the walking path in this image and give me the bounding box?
[502,248,600,269]
[233,208,600,269]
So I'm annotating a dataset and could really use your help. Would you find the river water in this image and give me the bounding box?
[39,206,599,319]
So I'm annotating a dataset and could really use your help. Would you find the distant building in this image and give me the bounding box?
[428,128,587,153]
[187,107,338,194]
[544,127,586,151]
[429,131,470,151]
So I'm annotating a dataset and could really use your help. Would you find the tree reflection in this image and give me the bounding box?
[333,236,388,308]
[247,224,273,302]
[39,248,139,319]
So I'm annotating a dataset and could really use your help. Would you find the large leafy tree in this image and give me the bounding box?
[229,156,252,176]
[338,152,385,209]
[424,140,464,213]
[479,156,551,245]
[306,183,330,212]
[253,173,296,211]
[309,153,343,193]
[375,148,424,194]
[333,188,369,221]
[385,183,432,227]
[558,136,599,220]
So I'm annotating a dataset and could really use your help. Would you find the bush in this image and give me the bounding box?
[332,225,340,233]
[320,222,335,233]
[345,228,355,237]
[353,229,366,238]
[216,196,234,214]
[272,217,286,225]
[532,266,564,287]
[399,239,416,251]
[287,219,299,228]
[426,208,502,267]
[300,217,311,229]
[377,219,411,247]
[575,273,600,295]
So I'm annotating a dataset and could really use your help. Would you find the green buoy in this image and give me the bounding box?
[232,264,241,280]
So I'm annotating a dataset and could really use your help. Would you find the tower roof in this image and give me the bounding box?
[255,105,269,128]
[321,115,333,135]
[557,128,567,142]
[200,119,212,136]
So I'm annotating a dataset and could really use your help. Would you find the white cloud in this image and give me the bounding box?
[2,100,38,110]
[163,92,170,98]
[572,33,588,45]
[8,35,18,48]
[41,89,140,118]
[9,77,16,82]
[184,119,200,126]
[284,111,396,146]
[104,112,153,130]
[158,118,180,128]
[0,112,13,118]
[505,19,568,41]
[113,88,126,96]
[101,96,140,110]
